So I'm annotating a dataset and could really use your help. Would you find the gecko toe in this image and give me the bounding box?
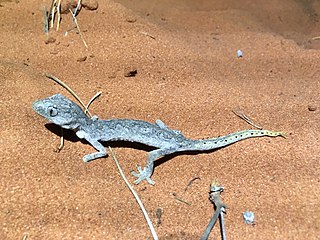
[131,165,143,177]
[131,167,155,185]
[134,175,155,185]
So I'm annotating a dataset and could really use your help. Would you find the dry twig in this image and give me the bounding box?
[201,179,227,240]
[109,147,159,240]
[85,91,102,116]
[184,176,200,191]
[232,108,262,129]
[56,0,62,31]
[45,74,92,117]
[69,9,88,48]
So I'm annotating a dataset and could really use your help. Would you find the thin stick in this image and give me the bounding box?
[184,176,200,191]
[108,147,159,240]
[50,0,58,29]
[48,0,54,29]
[139,31,156,40]
[172,192,192,206]
[201,205,222,240]
[232,108,262,129]
[43,6,49,34]
[220,207,227,240]
[45,74,92,117]
[64,0,81,36]
[56,0,61,31]
[84,91,102,115]
[69,9,88,48]
[73,0,82,16]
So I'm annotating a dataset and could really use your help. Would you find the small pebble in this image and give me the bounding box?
[242,211,254,224]
[124,68,138,77]
[82,0,99,11]
[126,17,137,23]
[308,105,317,111]
[237,49,243,58]
[77,56,87,62]
[44,37,56,44]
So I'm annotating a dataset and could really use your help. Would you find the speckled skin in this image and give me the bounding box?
[32,94,284,185]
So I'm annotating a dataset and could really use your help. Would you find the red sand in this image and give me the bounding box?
[0,0,319,239]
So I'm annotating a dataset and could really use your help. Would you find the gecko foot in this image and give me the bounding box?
[131,166,155,185]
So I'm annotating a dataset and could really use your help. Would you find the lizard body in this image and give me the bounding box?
[32,94,284,185]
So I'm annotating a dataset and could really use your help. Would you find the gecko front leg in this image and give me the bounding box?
[76,130,107,162]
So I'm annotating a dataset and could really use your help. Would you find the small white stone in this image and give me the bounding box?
[237,50,243,58]
[243,210,254,224]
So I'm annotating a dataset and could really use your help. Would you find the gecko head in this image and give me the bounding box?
[32,94,88,130]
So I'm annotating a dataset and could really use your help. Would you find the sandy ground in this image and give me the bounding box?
[0,0,319,239]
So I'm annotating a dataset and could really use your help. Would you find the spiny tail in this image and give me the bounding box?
[188,129,285,151]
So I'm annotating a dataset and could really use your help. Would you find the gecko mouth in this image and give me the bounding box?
[32,100,45,116]
[32,100,41,113]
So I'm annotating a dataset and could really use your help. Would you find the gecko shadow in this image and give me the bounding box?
[153,147,223,169]
[45,123,223,169]
[45,124,79,142]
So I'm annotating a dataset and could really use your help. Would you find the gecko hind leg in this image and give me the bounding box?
[132,148,176,185]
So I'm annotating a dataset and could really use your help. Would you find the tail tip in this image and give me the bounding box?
[274,131,287,138]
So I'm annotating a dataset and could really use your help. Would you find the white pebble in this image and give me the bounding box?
[237,50,243,58]
[242,211,254,224]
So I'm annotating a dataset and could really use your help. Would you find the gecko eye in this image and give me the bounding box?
[47,106,58,117]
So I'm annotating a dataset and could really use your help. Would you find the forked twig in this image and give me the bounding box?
[45,74,96,152]
[45,73,92,117]
[85,91,102,115]
[201,179,227,240]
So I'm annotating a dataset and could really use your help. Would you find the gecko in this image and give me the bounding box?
[32,94,284,185]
